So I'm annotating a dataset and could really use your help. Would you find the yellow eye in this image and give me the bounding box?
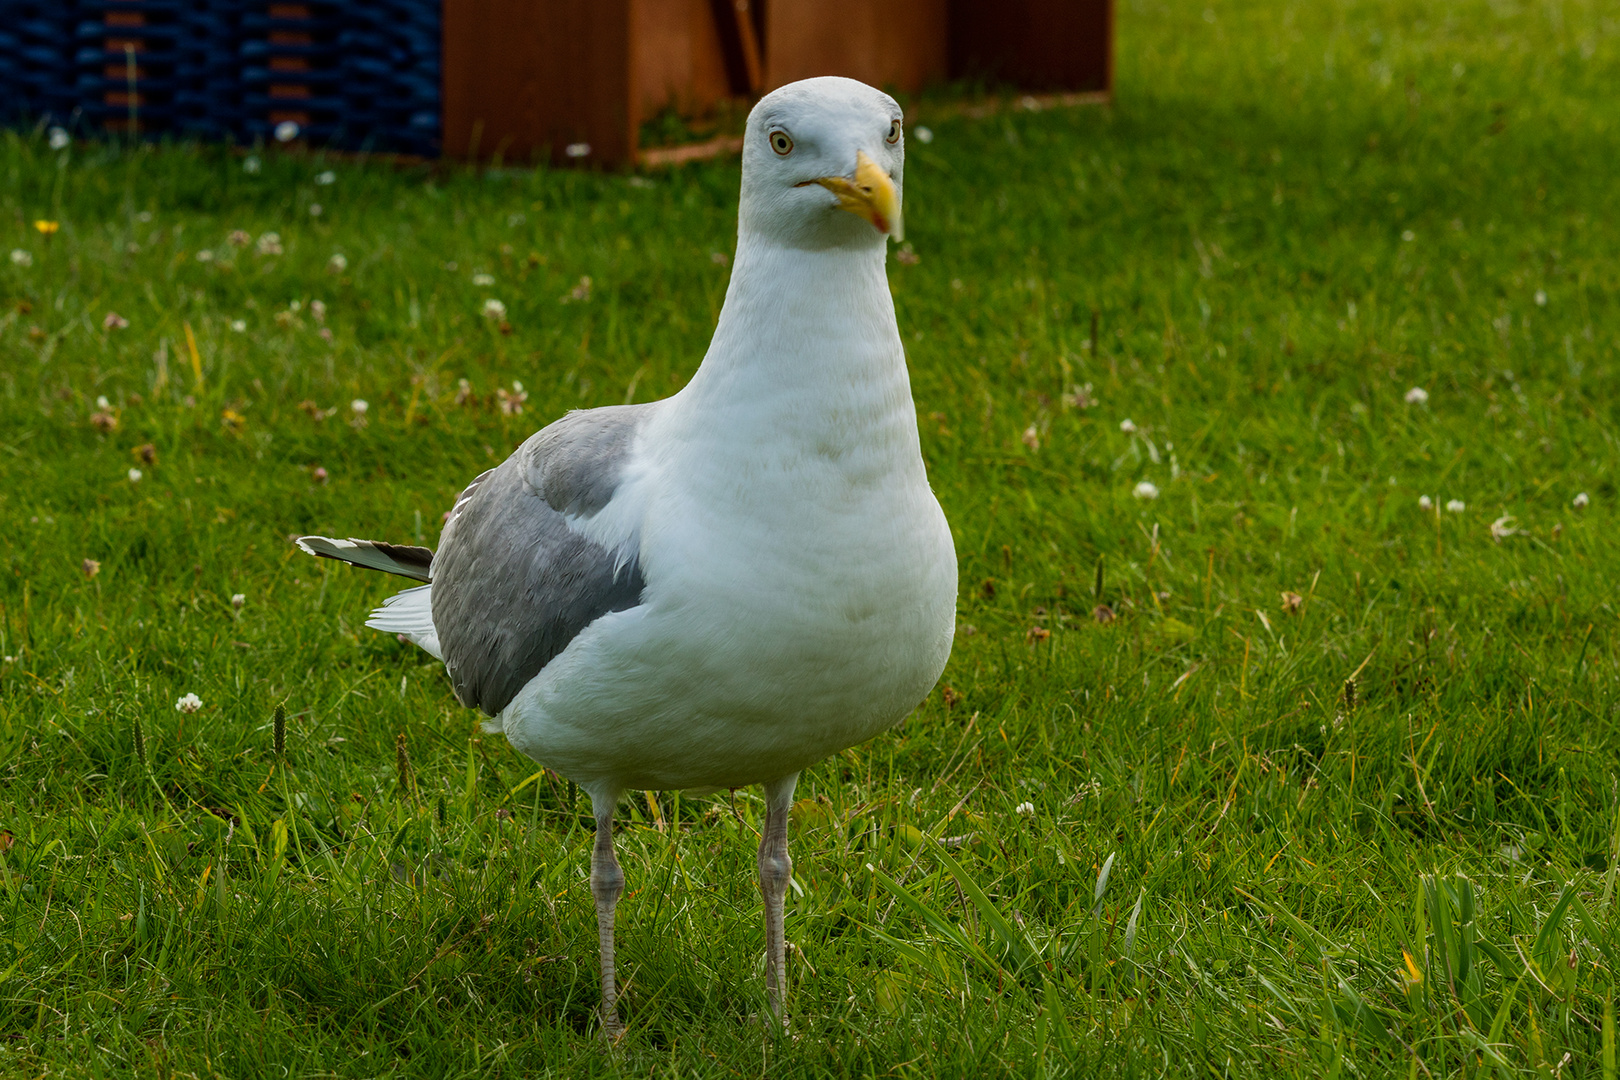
[886,119,902,144]
[769,130,793,156]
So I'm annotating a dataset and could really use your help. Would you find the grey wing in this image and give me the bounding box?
[430,404,654,716]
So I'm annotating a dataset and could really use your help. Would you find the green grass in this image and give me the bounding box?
[3,0,1619,1074]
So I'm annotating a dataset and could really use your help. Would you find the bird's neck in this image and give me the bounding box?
[678,233,912,433]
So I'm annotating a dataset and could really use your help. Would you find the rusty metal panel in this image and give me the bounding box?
[761,0,948,95]
[948,0,1114,95]
[632,0,734,120]
[440,0,1115,168]
[443,0,633,164]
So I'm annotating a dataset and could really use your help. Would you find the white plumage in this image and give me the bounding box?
[501,232,956,794]
[300,76,956,1035]
[363,585,440,659]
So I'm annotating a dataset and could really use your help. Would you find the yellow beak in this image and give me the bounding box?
[812,150,902,241]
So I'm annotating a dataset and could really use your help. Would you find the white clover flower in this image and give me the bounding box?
[48,127,70,151]
[564,142,591,158]
[195,249,214,262]
[10,249,32,267]
[96,395,110,409]
[350,399,369,415]
[1133,480,1160,500]
[243,156,261,174]
[1404,387,1429,404]
[315,170,335,185]
[1063,383,1096,409]
[496,381,528,416]
[1446,499,1465,513]
[1015,801,1035,817]
[309,299,326,322]
[231,593,245,610]
[1535,290,1547,307]
[1574,492,1589,509]
[472,272,495,286]
[1418,495,1433,511]
[308,203,323,217]
[482,298,507,320]
[1120,418,1138,433]
[256,232,283,255]
[327,252,348,273]
[230,319,247,332]
[913,125,934,144]
[274,121,300,143]
[175,693,203,714]
[128,468,142,483]
[1401,230,1415,242]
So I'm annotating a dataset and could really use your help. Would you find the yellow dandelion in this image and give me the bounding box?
[34,220,60,236]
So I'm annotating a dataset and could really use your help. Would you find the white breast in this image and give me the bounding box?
[497,238,957,797]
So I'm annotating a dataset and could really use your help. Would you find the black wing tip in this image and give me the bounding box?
[293,536,435,580]
[369,540,435,569]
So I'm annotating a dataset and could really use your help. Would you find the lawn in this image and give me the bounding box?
[2,0,1619,1075]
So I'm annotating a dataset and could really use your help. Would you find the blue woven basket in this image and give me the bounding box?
[0,0,441,153]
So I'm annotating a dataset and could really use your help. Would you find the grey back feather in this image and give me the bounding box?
[527,404,648,517]
[431,404,654,715]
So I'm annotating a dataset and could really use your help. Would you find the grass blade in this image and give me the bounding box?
[1605,988,1616,1080]
[1092,850,1116,916]
[868,865,1005,980]
[931,841,1042,977]
[1123,887,1146,958]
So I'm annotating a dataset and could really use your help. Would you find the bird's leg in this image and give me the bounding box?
[590,794,626,1038]
[759,772,799,1029]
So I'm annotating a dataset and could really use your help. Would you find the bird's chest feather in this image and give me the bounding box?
[621,451,953,773]
[645,409,952,641]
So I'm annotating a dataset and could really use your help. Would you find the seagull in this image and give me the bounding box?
[297,76,957,1034]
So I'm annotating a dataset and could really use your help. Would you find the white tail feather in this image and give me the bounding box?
[366,584,442,660]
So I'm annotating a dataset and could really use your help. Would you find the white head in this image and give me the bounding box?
[738,76,904,252]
